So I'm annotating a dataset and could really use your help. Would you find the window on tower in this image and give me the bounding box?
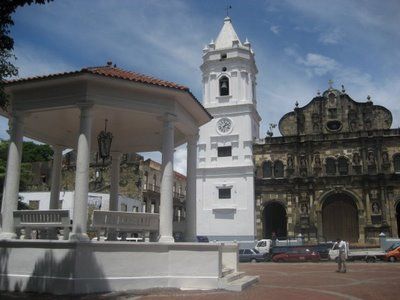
[219,76,229,96]
[218,188,231,199]
[218,146,232,157]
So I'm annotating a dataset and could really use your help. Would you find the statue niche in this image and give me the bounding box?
[352,152,362,174]
[381,151,390,170]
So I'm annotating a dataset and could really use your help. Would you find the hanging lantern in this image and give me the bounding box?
[97,119,113,165]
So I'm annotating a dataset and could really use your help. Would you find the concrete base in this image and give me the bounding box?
[0,232,17,240]
[0,240,246,295]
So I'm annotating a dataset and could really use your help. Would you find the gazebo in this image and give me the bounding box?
[0,64,253,294]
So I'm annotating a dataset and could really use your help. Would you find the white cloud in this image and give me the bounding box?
[270,25,280,35]
[318,28,344,45]
[174,144,187,176]
[284,48,338,76]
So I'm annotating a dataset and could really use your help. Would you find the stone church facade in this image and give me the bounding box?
[254,86,400,244]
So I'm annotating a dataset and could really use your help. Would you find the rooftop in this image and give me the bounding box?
[7,62,189,91]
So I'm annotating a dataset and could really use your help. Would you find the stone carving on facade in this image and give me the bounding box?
[287,154,294,169]
[297,112,305,134]
[313,153,322,176]
[367,151,376,173]
[299,155,307,176]
[381,151,390,170]
[348,109,358,132]
[353,152,361,165]
[300,203,309,215]
[312,113,320,132]
[314,153,321,168]
[371,202,381,215]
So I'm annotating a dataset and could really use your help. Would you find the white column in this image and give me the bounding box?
[0,112,24,239]
[49,145,63,209]
[107,152,121,241]
[69,104,93,241]
[185,133,198,242]
[109,152,122,211]
[158,113,176,243]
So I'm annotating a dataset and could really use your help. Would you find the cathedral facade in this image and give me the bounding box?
[254,87,400,244]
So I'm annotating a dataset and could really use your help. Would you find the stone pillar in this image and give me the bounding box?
[158,114,175,243]
[185,133,198,242]
[48,145,64,239]
[365,191,371,225]
[107,152,121,241]
[0,113,24,239]
[69,104,93,241]
[49,145,63,209]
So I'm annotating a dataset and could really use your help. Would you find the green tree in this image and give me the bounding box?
[1,0,53,109]
[0,140,53,193]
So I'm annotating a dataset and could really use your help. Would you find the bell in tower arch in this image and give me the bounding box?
[219,76,229,96]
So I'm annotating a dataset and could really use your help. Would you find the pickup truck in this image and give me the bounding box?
[329,243,386,263]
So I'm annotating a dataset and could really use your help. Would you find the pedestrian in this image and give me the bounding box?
[334,238,347,273]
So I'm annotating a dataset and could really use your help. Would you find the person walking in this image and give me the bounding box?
[334,238,347,273]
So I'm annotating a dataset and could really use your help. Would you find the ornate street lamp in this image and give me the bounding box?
[97,119,113,165]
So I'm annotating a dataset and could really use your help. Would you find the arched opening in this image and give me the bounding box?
[219,76,229,96]
[322,193,359,242]
[263,202,287,239]
[262,161,272,178]
[274,160,284,178]
[325,157,336,175]
[396,202,400,237]
[338,157,349,175]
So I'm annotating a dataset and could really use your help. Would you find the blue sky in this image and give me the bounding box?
[3,0,400,174]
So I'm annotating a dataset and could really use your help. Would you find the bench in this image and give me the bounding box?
[92,210,159,241]
[13,209,71,240]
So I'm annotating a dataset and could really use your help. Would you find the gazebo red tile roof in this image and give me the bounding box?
[7,62,189,91]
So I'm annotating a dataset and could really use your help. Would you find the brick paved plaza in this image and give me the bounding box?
[3,262,400,300]
[132,262,400,300]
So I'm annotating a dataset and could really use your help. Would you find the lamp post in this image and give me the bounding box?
[97,119,113,165]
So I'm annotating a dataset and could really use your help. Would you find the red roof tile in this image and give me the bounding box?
[6,63,189,91]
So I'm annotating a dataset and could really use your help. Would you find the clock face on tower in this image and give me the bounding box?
[217,118,233,134]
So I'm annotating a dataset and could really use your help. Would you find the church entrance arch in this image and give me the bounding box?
[263,202,287,239]
[322,193,359,242]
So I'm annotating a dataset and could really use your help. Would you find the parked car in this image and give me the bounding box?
[239,248,269,262]
[386,242,400,252]
[196,236,209,242]
[270,245,306,258]
[385,246,400,262]
[313,243,334,260]
[272,248,320,262]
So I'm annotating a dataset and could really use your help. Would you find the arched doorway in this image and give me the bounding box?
[322,193,359,242]
[263,202,287,239]
[396,202,400,237]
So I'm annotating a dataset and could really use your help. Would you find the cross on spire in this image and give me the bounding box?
[226,4,232,17]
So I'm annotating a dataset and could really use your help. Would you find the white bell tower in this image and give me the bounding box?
[196,17,261,247]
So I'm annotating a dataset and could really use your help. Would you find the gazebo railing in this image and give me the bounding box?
[92,210,159,241]
[13,209,71,239]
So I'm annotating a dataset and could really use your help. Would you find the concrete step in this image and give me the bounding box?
[221,267,234,277]
[220,275,259,292]
[221,271,245,283]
